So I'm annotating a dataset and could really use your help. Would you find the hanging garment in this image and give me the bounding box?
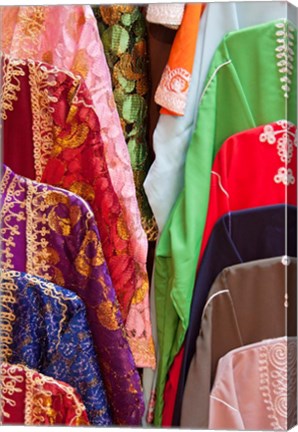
[0,5,147,264]
[1,271,111,425]
[93,5,158,241]
[209,337,297,430]
[0,165,144,425]
[197,121,296,267]
[144,0,288,235]
[1,362,90,425]
[146,4,185,30]
[1,55,155,369]
[173,204,297,425]
[153,18,297,425]
[181,257,297,427]
[162,119,297,425]
[154,4,204,116]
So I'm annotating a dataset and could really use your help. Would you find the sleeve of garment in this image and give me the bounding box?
[209,395,244,429]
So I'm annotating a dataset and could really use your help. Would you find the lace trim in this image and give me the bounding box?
[0,273,18,361]
[1,55,26,120]
[155,65,191,115]
[10,7,46,59]
[275,21,295,99]
[0,168,26,271]
[259,339,297,430]
[146,4,185,28]
[259,120,297,185]
[27,59,58,181]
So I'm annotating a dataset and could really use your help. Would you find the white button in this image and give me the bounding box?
[281,255,291,266]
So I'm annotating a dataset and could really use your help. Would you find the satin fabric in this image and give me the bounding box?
[181,257,297,427]
[1,55,155,369]
[153,19,297,425]
[0,165,144,425]
[0,6,147,271]
[175,204,297,425]
[1,271,110,425]
[1,362,90,425]
[209,337,297,430]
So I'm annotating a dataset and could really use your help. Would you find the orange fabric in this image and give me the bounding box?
[154,4,205,116]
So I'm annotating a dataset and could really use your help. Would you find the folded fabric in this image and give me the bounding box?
[0,5,146,272]
[0,164,145,425]
[1,271,110,425]
[209,337,297,430]
[1,54,155,369]
[181,257,296,427]
[1,362,90,425]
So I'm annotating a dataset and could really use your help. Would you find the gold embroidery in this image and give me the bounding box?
[0,362,88,425]
[116,215,130,241]
[96,301,120,331]
[1,56,26,120]
[53,121,89,152]
[26,180,51,278]
[45,191,82,236]
[0,275,18,361]
[27,59,58,181]
[69,181,95,203]
[41,50,53,65]
[131,278,148,305]
[72,49,89,80]
[10,7,45,59]
[0,168,26,271]
[75,230,105,278]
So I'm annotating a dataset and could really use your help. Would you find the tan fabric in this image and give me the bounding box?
[181,257,297,428]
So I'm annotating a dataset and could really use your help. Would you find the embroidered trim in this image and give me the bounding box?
[26,180,51,278]
[259,120,297,185]
[259,339,296,430]
[1,56,26,120]
[0,362,88,425]
[275,21,295,99]
[27,59,58,182]
[0,274,19,361]
[155,65,191,115]
[0,168,26,271]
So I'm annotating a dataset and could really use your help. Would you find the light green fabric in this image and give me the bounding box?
[154,19,297,425]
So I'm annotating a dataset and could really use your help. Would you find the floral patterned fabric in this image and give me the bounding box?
[0,271,110,425]
[93,5,158,241]
[0,165,145,425]
[0,5,148,283]
[1,54,155,369]
[1,362,90,425]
